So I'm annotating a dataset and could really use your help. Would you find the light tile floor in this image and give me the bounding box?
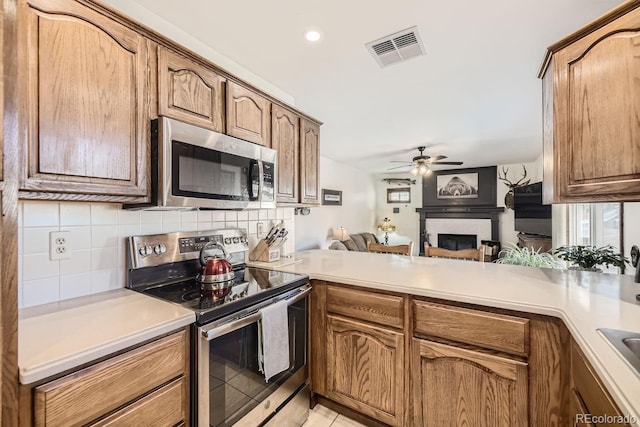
[303,404,366,427]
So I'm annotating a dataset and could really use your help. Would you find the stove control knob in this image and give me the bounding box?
[241,236,248,243]
[153,244,166,255]
[233,237,240,243]
[139,245,152,256]
[224,238,232,245]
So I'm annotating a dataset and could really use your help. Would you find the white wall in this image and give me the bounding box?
[17,201,294,308]
[295,156,376,250]
[373,174,421,255]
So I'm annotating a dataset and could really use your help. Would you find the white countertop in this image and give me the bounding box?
[250,250,640,424]
[18,289,195,385]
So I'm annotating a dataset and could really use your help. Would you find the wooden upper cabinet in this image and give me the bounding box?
[19,0,153,201]
[271,104,299,203]
[158,46,225,132]
[300,118,320,205]
[326,315,404,426]
[542,5,640,202]
[226,81,271,146]
[412,339,528,427]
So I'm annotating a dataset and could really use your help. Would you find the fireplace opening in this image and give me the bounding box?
[438,234,477,251]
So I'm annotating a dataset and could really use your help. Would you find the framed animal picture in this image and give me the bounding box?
[422,166,497,208]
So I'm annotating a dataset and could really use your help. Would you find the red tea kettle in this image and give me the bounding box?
[196,241,235,290]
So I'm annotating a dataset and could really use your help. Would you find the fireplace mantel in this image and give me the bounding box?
[415,206,505,256]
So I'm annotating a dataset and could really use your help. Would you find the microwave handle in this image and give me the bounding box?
[201,286,311,341]
[247,160,262,201]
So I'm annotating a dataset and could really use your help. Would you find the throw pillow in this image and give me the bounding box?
[350,234,368,252]
[329,241,348,251]
[342,238,358,251]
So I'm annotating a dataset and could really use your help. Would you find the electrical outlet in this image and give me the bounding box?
[257,222,265,238]
[49,231,71,260]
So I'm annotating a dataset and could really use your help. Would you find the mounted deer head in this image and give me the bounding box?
[498,165,530,209]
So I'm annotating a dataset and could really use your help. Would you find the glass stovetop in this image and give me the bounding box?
[141,267,309,325]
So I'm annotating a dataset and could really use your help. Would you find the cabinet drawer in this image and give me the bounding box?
[326,285,404,328]
[91,377,186,427]
[413,301,529,355]
[34,330,187,427]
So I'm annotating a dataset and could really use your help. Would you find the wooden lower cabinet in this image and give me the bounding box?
[326,315,404,426]
[412,339,528,426]
[22,328,189,427]
[571,340,629,426]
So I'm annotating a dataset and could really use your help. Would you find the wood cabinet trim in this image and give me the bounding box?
[413,300,530,356]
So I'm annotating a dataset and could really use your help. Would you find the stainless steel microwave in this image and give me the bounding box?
[126,117,276,210]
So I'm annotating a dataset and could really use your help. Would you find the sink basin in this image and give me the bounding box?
[598,328,640,377]
[623,337,640,356]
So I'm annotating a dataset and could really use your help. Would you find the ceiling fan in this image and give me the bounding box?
[387,146,463,176]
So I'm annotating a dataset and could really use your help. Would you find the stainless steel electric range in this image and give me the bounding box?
[126,229,310,427]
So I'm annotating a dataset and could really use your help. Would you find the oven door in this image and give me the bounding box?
[196,286,310,427]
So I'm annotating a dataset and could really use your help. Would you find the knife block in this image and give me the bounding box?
[249,240,281,262]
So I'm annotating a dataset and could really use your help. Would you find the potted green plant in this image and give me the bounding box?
[553,245,629,272]
[495,244,561,268]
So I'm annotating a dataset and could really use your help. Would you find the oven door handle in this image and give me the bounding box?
[201,286,311,341]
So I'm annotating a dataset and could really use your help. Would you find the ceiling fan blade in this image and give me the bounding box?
[425,155,447,162]
[431,161,464,165]
[389,160,413,163]
[387,165,412,171]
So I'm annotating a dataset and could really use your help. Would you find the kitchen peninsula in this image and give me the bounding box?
[252,250,640,426]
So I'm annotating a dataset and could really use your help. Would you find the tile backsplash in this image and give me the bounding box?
[18,201,295,309]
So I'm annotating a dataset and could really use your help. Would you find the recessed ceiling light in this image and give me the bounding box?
[305,30,321,42]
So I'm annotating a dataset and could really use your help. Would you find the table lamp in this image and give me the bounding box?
[377,218,396,245]
[335,227,349,241]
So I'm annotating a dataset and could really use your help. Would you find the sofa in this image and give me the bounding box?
[329,232,380,252]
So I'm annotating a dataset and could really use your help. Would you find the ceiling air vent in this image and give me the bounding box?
[366,26,425,67]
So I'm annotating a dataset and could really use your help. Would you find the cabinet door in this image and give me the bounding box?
[158,47,225,132]
[571,389,596,427]
[272,104,299,203]
[300,118,320,205]
[326,315,404,426]
[20,0,153,201]
[226,81,271,146]
[552,9,640,202]
[412,338,528,427]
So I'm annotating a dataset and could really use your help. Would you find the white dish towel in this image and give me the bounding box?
[258,299,290,382]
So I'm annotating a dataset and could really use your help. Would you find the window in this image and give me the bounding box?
[568,203,621,272]
[387,188,411,203]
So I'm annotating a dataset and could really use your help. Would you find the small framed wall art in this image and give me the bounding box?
[387,187,411,203]
[321,189,342,206]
